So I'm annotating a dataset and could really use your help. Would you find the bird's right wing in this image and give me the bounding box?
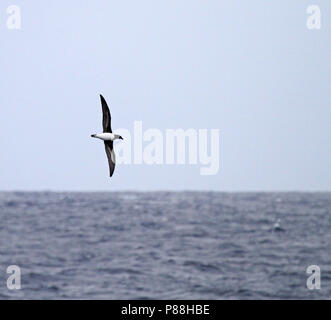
[100,94,112,133]
[104,141,116,177]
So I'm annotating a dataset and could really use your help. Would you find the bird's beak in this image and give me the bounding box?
[119,136,123,140]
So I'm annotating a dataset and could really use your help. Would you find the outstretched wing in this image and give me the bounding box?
[100,94,112,133]
[104,141,116,177]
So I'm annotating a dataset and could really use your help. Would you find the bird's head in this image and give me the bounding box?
[115,134,123,140]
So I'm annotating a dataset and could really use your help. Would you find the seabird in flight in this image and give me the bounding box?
[91,94,123,177]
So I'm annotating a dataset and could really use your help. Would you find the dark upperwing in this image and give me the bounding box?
[104,141,115,177]
[100,94,112,133]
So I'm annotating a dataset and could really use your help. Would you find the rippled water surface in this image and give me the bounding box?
[0,192,330,299]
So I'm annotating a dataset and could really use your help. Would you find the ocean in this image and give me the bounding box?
[0,192,330,299]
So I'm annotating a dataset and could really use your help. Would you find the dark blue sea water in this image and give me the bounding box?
[0,192,330,299]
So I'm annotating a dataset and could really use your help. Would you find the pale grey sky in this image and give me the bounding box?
[0,1,330,191]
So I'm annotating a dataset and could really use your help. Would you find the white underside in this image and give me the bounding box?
[94,133,115,141]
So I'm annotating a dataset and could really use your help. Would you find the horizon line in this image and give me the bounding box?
[0,189,330,193]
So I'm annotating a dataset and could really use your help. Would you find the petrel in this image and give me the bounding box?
[91,95,123,177]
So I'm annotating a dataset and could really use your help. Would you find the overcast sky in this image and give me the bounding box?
[0,0,330,191]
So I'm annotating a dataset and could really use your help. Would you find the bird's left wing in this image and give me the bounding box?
[104,141,116,177]
[100,94,112,133]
